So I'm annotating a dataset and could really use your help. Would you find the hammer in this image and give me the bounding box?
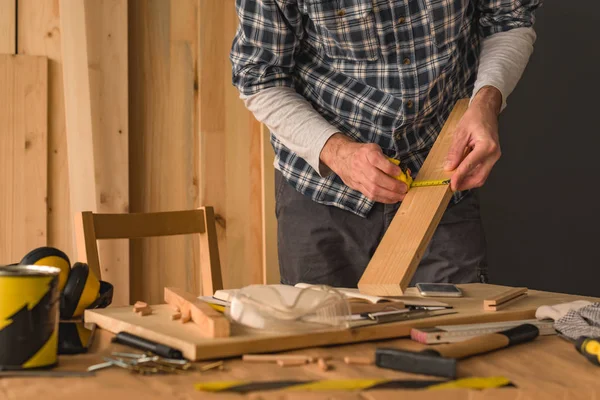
[376,324,540,379]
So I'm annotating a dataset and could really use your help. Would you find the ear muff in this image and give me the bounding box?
[60,262,100,318]
[20,247,71,292]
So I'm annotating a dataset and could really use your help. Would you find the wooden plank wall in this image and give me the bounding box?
[18,0,129,305]
[5,0,277,302]
[0,55,48,265]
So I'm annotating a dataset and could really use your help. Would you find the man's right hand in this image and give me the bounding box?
[320,133,408,204]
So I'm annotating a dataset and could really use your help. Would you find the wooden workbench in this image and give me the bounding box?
[3,286,600,399]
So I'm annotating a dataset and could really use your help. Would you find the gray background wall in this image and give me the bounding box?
[479,1,599,296]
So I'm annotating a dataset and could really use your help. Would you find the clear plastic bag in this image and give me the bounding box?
[226,284,352,333]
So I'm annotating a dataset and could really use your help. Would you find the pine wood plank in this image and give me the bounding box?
[197,0,264,289]
[58,0,98,238]
[84,0,129,304]
[484,287,528,307]
[0,55,48,264]
[129,0,200,303]
[164,287,230,338]
[18,2,129,301]
[18,0,73,262]
[358,99,469,296]
[86,284,600,361]
[0,0,15,53]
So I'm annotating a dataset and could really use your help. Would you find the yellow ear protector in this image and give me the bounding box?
[20,246,71,292]
[19,247,113,319]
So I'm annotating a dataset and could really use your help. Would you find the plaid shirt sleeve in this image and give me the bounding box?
[477,0,543,38]
[230,0,303,96]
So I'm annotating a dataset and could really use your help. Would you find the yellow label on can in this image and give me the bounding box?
[0,266,60,369]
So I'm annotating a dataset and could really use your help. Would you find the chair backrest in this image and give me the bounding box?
[74,207,223,297]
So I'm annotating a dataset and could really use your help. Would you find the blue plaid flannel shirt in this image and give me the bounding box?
[231,0,540,217]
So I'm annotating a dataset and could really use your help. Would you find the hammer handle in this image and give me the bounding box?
[425,323,539,359]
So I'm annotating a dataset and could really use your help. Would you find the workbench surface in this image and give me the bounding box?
[3,286,600,399]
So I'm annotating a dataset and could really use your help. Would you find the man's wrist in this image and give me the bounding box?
[471,86,502,117]
[320,133,353,172]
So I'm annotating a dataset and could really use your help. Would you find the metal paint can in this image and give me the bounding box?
[0,264,61,370]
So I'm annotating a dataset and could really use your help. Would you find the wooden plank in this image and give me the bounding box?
[164,287,230,338]
[85,283,600,361]
[358,99,469,296]
[261,124,280,284]
[58,0,98,233]
[84,0,129,305]
[484,293,528,312]
[198,0,264,289]
[18,0,73,262]
[484,287,528,307]
[92,210,206,240]
[129,0,200,303]
[19,1,129,303]
[0,55,48,264]
[0,0,15,53]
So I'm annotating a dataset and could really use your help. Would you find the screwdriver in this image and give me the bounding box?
[575,336,600,367]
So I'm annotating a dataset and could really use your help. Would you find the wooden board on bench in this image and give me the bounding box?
[85,284,597,361]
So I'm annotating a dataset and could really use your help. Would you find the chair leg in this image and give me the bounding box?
[200,206,224,295]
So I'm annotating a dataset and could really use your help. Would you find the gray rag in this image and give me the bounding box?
[554,302,600,340]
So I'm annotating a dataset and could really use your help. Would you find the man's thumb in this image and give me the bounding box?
[444,134,467,171]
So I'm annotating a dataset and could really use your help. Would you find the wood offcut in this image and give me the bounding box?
[358,99,469,296]
[164,287,230,338]
[484,287,528,311]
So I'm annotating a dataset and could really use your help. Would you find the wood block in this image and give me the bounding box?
[317,358,332,371]
[358,99,469,296]
[0,55,48,265]
[484,287,528,307]
[484,293,528,312]
[164,287,230,338]
[242,354,312,363]
[276,359,307,367]
[344,356,374,366]
[136,308,151,316]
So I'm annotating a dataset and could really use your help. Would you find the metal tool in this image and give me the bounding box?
[351,309,456,328]
[88,352,194,375]
[376,323,540,379]
[112,332,184,359]
[387,157,451,188]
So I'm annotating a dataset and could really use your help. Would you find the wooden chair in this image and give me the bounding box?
[74,207,223,298]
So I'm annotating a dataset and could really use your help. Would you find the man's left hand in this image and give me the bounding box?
[444,86,503,192]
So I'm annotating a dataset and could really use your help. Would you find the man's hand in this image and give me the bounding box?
[320,134,408,203]
[444,86,503,192]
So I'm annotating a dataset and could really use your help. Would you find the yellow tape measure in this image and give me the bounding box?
[387,158,450,188]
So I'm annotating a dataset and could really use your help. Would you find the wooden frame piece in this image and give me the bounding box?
[75,208,223,299]
[358,99,469,296]
[164,287,230,338]
[484,287,528,311]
